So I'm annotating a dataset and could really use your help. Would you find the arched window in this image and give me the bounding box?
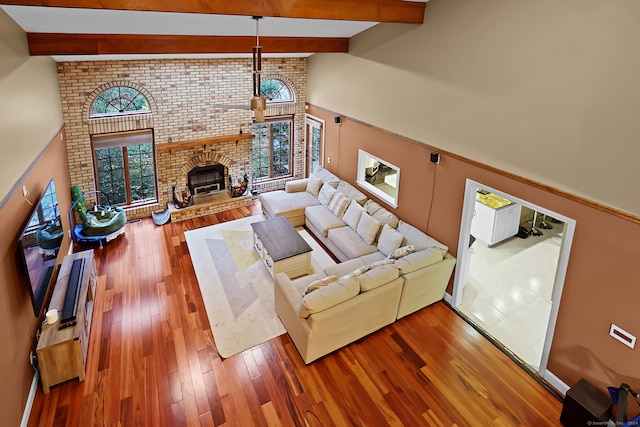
[90,86,150,118]
[260,79,294,103]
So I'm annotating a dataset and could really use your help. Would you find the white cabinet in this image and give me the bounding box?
[471,199,522,246]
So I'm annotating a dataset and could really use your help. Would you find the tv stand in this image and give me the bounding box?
[36,250,96,393]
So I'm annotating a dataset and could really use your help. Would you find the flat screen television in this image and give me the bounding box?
[17,179,64,317]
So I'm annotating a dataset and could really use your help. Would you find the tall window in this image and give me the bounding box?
[252,118,293,179]
[260,79,293,103]
[90,86,150,118]
[93,131,157,206]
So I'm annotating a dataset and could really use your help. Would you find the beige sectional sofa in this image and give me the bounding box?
[259,166,456,363]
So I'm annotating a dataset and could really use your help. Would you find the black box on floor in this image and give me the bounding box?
[560,378,612,426]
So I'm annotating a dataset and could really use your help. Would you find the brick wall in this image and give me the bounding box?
[57,58,307,220]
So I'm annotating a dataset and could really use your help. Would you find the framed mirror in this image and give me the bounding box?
[356,149,400,208]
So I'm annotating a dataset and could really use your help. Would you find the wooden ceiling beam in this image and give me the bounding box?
[0,0,425,23]
[26,33,350,56]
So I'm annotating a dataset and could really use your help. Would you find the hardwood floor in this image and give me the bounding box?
[28,202,563,426]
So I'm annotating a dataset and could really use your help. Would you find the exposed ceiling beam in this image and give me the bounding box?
[27,33,350,56]
[0,0,425,23]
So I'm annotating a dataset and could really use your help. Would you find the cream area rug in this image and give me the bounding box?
[185,215,336,358]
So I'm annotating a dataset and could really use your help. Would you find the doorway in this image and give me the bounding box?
[304,115,324,177]
[451,179,576,377]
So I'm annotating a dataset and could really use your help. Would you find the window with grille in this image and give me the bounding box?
[92,130,157,206]
[252,117,293,179]
[90,86,150,118]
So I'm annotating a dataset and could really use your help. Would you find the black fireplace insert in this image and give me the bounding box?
[188,164,226,195]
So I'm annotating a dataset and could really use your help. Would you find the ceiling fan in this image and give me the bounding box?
[213,16,267,122]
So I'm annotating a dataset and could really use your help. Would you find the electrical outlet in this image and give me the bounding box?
[327,157,331,164]
[22,185,28,197]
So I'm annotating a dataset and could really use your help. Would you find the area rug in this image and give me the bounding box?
[185,215,336,358]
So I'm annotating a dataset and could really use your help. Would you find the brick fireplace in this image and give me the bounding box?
[157,135,254,221]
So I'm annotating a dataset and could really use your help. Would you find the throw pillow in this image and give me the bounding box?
[356,213,381,245]
[336,181,367,205]
[377,224,404,256]
[388,245,416,260]
[327,192,350,218]
[312,166,340,188]
[305,174,323,197]
[364,200,399,228]
[304,275,338,295]
[366,258,395,270]
[342,199,365,230]
[317,182,337,207]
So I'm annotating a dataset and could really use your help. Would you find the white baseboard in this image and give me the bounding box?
[21,372,39,427]
[542,370,569,396]
[443,291,452,304]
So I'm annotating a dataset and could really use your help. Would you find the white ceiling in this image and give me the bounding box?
[1,5,380,61]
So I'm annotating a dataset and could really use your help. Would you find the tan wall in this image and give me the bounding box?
[0,9,64,203]
[0,10,68,425]
[57,59,307,219]
[0,128,71,427]
[308,0,640,217]
[307,103,640,395]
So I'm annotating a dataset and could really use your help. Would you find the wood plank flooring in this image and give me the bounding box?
[28,202,563,426]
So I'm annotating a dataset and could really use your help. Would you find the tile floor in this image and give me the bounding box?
[458,219,564,370]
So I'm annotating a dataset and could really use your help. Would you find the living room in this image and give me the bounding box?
[2,1,640,426]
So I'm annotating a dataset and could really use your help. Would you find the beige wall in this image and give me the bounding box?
[0,9,63,204]
[0,9,68,425]
[308,0,640,217]
[0,128,71,426]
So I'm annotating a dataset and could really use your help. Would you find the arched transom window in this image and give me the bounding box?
[90,86,151,118]
[260,79,294,103]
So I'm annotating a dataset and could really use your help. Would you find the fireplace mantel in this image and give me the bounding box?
[157,133,254,152]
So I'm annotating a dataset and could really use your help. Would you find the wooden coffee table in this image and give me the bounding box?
[251,216,312,279]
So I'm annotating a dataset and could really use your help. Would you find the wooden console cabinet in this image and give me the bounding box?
[36,250,97,393]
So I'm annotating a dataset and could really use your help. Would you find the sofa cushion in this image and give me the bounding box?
[377,224,404,256]
[305,205,346,236]
[298,275,360,318]
[304,275,338,295]
[397,220,449,253]
[317,183,337,207]
[388,245,416,260]
[364,199,399,228]
[323,252,384,277]
[327,226,380,259]
[356,213,382,245]
[259,190,320,220]
[328,191,350,218]
[394,247,444,274]
[342,199,365,230]
[336,181,367,205]
[358,264,400,292]
[313,166,340,188]
[305,174,323,197]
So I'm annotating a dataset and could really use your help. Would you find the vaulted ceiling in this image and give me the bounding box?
[0,0,426,61]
